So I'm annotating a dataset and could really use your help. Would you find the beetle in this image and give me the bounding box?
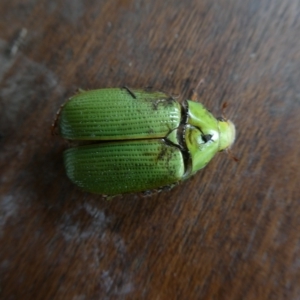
[55,87,235,196]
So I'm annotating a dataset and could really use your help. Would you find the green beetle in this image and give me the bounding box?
[56,87,235,196]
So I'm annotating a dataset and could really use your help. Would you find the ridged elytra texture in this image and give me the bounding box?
[64,139,184,195]
[60,88,181,140]
[59,88,185,195]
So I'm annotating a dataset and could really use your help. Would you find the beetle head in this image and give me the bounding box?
[218,119,236,151]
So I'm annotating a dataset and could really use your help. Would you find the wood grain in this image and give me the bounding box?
[0,0,299,299]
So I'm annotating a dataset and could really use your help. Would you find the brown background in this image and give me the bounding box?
[0,0,299,299]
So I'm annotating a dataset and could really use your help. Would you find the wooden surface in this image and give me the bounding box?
[0,0,299,299]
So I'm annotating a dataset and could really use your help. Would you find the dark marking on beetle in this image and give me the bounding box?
[147,128,155,135]
[151,97,176,111]
[151,99,166,110]
[158,143,180,178]
[122,86,136,99]
[151,100,159,110]
[202,134,212,143]
[166,97,176,105]
[157,145,168,161]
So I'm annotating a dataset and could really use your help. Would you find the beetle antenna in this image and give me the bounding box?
[221,102,228,121]
[191,78,205,101]
[226,148,239,162]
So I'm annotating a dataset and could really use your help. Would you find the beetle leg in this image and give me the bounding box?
[103,194,116,201]
[51,104,64,136]
[144,86,153,92]
[142,190,154,197]
[76,88,86,94]
[122,86,137,99]
[142,183,177,197]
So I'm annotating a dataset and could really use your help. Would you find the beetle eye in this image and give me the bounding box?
[202,134,212,143]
